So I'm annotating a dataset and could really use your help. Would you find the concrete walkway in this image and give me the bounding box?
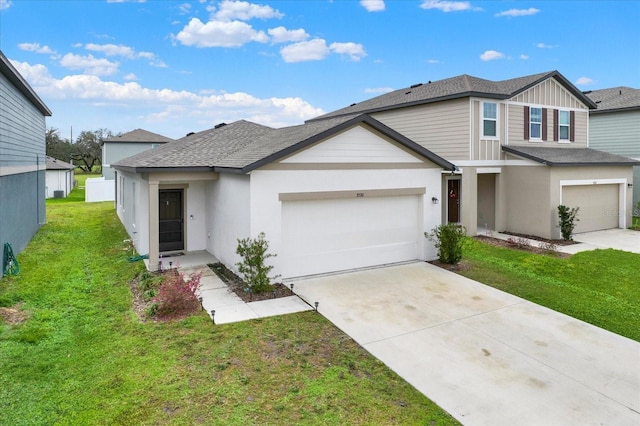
[292,262,640,426]
[483,228,640,255]
[178,260,312,325]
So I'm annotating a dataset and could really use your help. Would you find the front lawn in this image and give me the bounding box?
[459,238,640,341]
[0,191,456,425]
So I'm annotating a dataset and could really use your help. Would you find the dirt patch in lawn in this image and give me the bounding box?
[208,263,294,303]
[0,303,29,326]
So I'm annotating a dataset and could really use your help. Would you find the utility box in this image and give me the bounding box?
[53,190,64,199]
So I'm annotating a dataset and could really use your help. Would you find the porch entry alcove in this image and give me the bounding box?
[159,189,184,252]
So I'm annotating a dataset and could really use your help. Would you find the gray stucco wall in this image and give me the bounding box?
[0,170,46,277]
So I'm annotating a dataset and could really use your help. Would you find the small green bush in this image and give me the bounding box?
[236,232,279,293]
[425,223,467,264]
[558,205,580,241]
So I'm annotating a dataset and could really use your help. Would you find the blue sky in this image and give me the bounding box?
[1,0,639,141]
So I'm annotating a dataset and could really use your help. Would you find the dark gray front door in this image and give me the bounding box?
[447,180,460,223]
[159,189,184,252]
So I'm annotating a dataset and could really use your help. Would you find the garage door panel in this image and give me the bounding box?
[563,185,619,233]
[282,196,421,277]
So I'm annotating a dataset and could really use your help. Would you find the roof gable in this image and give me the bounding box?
[102,129,174,144]
[46,156,74,170]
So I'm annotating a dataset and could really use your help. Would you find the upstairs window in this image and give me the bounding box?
[482,102,497,138]
[524,106,547,141]
[530,107,542,139]
[559,111,570,140]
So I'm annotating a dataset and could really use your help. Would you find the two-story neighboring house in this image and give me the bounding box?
[584,87,640,209]
[102,129,174,180]
[310,71,638,239]
[0,50,52,277]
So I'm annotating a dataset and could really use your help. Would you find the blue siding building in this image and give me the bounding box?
[0,50,52,277]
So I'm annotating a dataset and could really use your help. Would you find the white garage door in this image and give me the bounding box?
[562,184,619,233]
[281,195,422,278]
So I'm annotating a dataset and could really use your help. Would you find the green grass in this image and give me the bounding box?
[0,187,456,425]
[459,238,640,341]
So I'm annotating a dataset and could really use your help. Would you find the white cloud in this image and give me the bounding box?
[0,0,12,11]
[420,0,480,12]
[480,50,505,61]
[495,8,540,17]
[575,77,594,86]
[536,43,556,49]
[85,43,136,58]
[268,26,309,44]
[365,87,394,94]
[329,42,367,61]
[519,54,529,60]
[427,59,443,64]
[59,53,119,76]
[213,0,284,22]
[280,39,330,63]
[175,17,269,47]
[360,0,385,12]
[9,60,324,134]
[123,73,138,81]
[178,3,191,14]
[18,43,55,54]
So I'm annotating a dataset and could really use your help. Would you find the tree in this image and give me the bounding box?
[45,127,74,162]
[72,128,112,172]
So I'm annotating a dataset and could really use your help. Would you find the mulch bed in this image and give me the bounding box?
[474,235,571,257]
[208,263,294,303]
[498,231,576,246]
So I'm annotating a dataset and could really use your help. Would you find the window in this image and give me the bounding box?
[558,110,570,140]
[482,102,497,137]
[530,107,542,139]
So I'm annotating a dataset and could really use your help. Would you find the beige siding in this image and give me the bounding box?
[511,78,589,110]
[373,98,470,161]
[471,100,505,160]
[507,104,588,148]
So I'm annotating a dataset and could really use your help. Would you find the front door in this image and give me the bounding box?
[447,179,460,223]
[159,189,184,252]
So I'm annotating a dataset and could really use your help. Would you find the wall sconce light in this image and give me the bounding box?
[432,197,439,204]
[628,183,633,188]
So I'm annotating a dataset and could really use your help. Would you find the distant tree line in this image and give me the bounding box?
[46,128,118,173]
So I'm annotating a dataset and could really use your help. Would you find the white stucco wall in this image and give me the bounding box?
[248,167,442,278]
[185,181,207,251]
[115,170,149,256]
[206,174,251,271]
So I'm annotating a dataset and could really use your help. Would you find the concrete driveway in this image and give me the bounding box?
[293,262,640,425]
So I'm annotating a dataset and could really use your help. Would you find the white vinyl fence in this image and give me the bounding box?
[85,177,115,202]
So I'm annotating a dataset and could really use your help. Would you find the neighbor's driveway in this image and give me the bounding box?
[293,262,640,426]
[567,228,640,254]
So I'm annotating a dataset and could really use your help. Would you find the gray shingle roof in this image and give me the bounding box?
[309,71,595,122]
[102,128,174,144]
[46,156,74,170]
[584,87,640,113]
[502,146,640,166]
[112,115,455,173]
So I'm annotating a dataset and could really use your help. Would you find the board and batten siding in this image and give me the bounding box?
[589,111,640,157]
[0,71,46,175]
[511,78,589,110]
[372,98,470,161]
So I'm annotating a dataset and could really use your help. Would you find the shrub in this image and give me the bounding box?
[236,232,279,293]
[558,205,580,241]
[538,241,558,252]
[507,236,530,249]
[153,270,202,320]
[425,223,467,264]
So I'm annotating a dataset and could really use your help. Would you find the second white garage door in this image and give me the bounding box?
[562,184,619,234]
[281,195,422,278]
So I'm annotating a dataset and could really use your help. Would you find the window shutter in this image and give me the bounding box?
[570,111,575,142]
[553,109,559,141]
[524,106,529,140]
[542,108,548,141]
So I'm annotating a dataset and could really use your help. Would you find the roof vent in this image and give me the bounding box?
[410,83,423,89]
[596,100,602,104]
[214,122,227,129]
[428,81,432,84]
[350,103,357,107]
[405,91,412,95]
[619,90,622,95]
[186,132,195,137]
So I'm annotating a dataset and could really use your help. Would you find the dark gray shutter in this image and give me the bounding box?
[570,111,575,142]
[553,109,559,141]
[524,106,530,140]
[542,108,548,141]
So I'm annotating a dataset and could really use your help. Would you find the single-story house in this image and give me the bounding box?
[102,128,174,180]
[45,156,75,198]
[113,115,454,278]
